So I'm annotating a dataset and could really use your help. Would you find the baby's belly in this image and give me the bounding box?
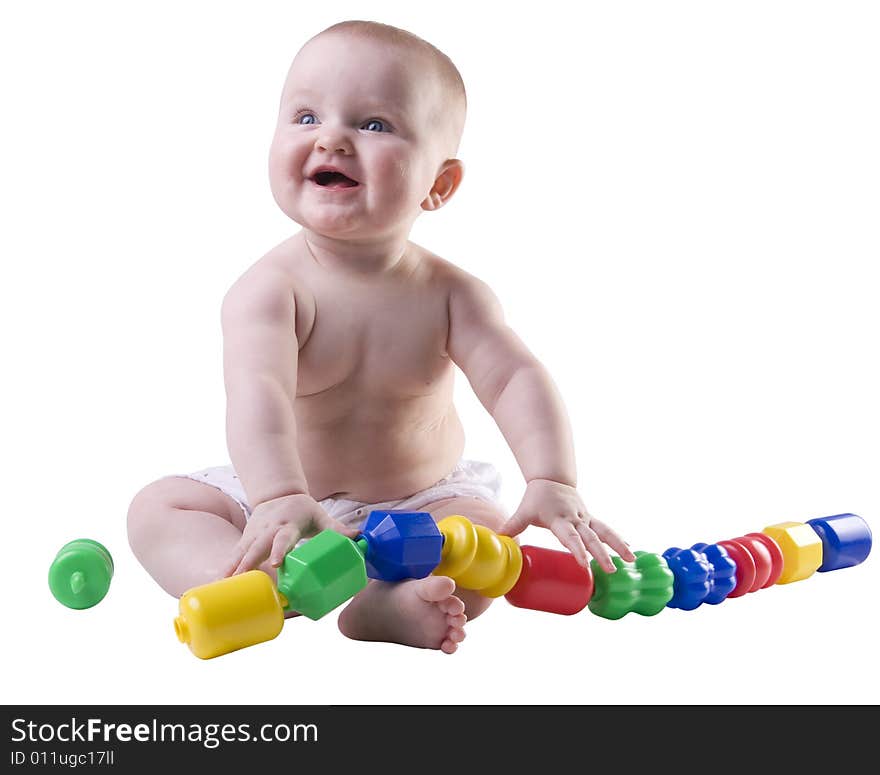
[297,406,466,503]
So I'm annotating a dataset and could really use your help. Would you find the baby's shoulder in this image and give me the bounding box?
[225,236,313,299]
[411,243,490,297]
[221,236,316,336]
[413,246,500,319]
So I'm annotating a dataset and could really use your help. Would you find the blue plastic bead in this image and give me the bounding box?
[806,513,873,572]
[662,547,711,610]
[358,511,444,581]
[690,543,737,604]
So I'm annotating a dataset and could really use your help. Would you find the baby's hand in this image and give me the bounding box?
[498,479,635,573]
[225,493,360,576]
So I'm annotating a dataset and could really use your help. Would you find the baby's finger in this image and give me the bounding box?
[225,537,252,576]
[574,520,615,573]
[587,516,635,562]
[497,507,531,537]
[551,521,590,568]
[269,527,301,567]
[233,534,272,575]
[322,515,361,540]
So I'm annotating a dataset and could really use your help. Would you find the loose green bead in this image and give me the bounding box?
[48,539,114,609]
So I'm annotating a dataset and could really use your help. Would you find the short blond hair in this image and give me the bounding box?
[311,20,467,156]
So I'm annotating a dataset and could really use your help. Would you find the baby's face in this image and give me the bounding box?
[269,34,448,241]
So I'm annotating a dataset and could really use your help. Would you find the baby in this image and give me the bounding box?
[127,19,635,654]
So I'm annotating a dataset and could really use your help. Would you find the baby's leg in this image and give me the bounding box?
[127,477,273,597]
[336,497,506,653]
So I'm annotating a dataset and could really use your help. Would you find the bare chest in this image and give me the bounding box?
[296,283,451,399]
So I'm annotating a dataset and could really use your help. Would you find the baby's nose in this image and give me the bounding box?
[314,126,353,155]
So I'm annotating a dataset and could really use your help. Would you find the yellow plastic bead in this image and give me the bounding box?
[454,524,507,590]
[434,515,524,597]
[434,515,478,577]
[174,570,287,660]
[762,521,823,584]
[478,535,523,598]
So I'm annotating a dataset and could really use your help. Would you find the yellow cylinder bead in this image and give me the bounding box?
[478,535,523,598]
[174,570,287,660]
[435,515,524,596]
[454,524,506,590]
[434,515,478,578]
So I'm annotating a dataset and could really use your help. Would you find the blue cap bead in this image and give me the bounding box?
[690,542,737,604]
[662,547,711,610]
[806,513,872,572]
[359,511,443,581]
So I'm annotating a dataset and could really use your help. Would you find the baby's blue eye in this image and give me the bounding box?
[362,119,387,133]
[297,113,318,125]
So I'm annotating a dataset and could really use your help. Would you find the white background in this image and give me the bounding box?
[2,1,877,706]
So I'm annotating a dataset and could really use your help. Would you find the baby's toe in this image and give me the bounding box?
[440,638,459,654]
[448,613,467,630]
[417,575,456,602]
[447,611,466,637]
[447,626,466,643]
[439,596,466,616]
[438,610,467,654]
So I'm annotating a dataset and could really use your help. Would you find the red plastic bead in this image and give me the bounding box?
[741,532,784,587]
[717,539,756,598]
[504,545,594,615]
[731,534,773,591]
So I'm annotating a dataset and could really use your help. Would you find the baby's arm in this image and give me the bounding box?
[222,262,307,505]
[221,260,357,574]
[447,273,634,571]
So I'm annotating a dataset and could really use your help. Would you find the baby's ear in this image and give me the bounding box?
[421,159,464,211]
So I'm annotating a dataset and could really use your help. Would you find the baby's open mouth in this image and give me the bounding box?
[311,170,360,189]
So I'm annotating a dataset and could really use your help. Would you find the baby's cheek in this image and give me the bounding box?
[268,133,305,178]
[380,156,427,207]
[377,155,408,190]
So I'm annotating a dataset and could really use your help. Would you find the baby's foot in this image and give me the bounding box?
[337,575,467,654]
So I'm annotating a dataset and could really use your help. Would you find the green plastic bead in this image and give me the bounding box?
[588,551,674,620]
[276,530,368,620]
[48,539,114,609]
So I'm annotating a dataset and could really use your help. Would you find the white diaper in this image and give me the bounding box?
[173,459,503,529]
